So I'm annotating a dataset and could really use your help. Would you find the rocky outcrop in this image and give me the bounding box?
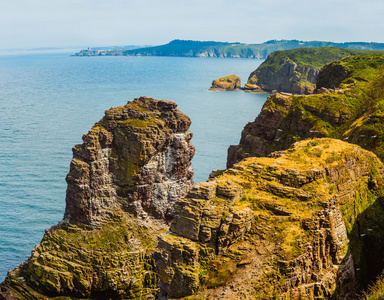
[315,61,351,90]
[244,47,368,95]
[246,57,319,94]
[228,53,384,168]
[209,74,241,91]
[155,138,384,299]
[226,92,328,167]
[154,180,253,298]
[0,96,195,299]
[65,96,195,225]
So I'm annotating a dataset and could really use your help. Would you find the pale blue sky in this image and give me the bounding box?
[0,0,383,50]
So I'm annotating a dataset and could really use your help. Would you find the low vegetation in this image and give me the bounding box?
[74,39,384,59]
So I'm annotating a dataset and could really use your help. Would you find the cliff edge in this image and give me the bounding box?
[155,138,384,299]
[0,96,195,299]
[244,47,370,94]
[229,53,384,167]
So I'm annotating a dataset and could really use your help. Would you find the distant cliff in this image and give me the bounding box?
[74,39,384,59]
[244,47,372,94]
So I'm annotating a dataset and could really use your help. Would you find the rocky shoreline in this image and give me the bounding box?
[2,52,384,299]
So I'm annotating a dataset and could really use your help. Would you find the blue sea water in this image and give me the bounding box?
[0,53,268,281]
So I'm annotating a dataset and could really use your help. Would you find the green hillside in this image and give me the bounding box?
[255,47,372,71]
[74,39,384,59]
[244,47,379,94]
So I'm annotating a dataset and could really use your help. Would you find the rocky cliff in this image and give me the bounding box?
[245,57,319,94]
[0,96,195,299]
[209,74,241,91]
[3,54,384,300]
[155,138,384,299]
[244,47,370,94]
[229,53,384,168]
[74,39,384,58]
[64,96,194,225]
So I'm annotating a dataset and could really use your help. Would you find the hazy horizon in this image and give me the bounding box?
[1,0,384,51]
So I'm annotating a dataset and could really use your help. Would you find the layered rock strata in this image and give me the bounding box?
[155,138,384,299]
[65,96,195,225]
[228,53,384,168]
[0,96,195,299]
[209,74,241,91]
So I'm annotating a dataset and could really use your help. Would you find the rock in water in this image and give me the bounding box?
[209,74,241,91]
[0,96,195,299]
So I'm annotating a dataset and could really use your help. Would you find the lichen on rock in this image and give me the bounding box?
[0,96,195,299]
[65,96,195,225]
[209,74,241,91]
[155,138,384,299]
[228,53,384,168]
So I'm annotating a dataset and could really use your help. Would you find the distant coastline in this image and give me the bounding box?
[73,39,384,59]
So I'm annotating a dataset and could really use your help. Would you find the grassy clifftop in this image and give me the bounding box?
[255,47,370,71]
[229,53,384,167]
[156,138,384,299]
[245,47,377,94]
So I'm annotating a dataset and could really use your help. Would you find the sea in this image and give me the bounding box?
[0,51,268,281]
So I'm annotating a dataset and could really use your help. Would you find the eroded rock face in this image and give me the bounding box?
[227,92,329,167]
[227,54,384,168]
[316,61,351,90]
[246,57,319,94]
[65,96,195,225]
[154,180,252,298]
[0,97,195,299]
[209,74,241,91]
[155,138,384,299]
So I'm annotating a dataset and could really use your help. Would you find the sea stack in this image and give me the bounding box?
[0,96,195,299]
[209,74,241,91]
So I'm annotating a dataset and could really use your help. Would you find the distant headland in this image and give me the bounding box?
[74,39,384,59]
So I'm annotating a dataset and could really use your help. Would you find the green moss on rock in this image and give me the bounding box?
[246,47,377,94]
[4,212,164,299]
[158,138,384,299]
[209,74,241,91]
[229,53,384,168]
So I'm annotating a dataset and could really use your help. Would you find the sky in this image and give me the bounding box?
[1,0,384,50]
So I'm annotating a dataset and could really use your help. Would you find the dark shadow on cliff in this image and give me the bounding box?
[336,196,384,296]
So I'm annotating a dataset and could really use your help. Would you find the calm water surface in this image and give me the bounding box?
[0,53,268,280]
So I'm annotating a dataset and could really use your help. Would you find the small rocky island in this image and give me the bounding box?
[209,74,241,91]
[2,52,384,299]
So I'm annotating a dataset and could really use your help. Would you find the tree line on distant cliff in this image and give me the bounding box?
[74,39,384,59]
[5,49,384,299]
